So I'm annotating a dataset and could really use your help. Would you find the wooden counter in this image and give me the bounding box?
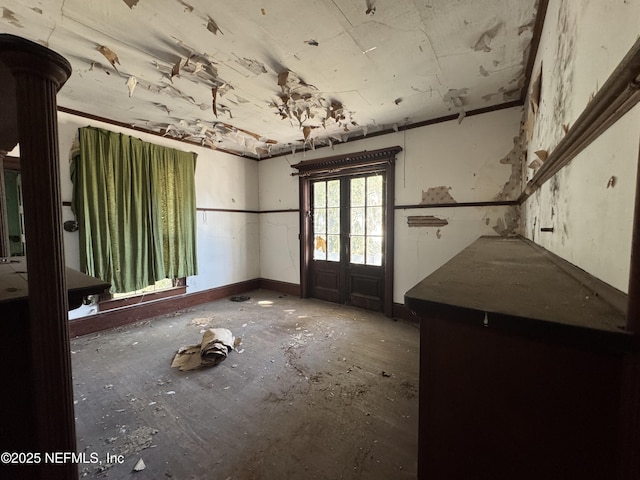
[0,256,110,309]
[1,256,109,476]
[405,236,638,480]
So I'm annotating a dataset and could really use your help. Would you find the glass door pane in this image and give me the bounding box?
[313,179,340,261]
[350,174,383,266]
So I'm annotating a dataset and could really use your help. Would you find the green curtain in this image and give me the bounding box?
[71,127,197,293]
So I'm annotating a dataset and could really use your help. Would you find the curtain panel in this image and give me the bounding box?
[71,127,197,293]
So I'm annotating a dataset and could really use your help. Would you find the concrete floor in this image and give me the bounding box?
[72,289,420,479]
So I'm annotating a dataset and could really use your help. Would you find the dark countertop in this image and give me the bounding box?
[405,236,634,349]
[0,256,110,309]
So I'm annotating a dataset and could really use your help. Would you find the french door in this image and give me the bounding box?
[309,173,387,311]
[296,146,401,316]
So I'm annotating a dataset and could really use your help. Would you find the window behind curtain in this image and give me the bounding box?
[71,127,198,293]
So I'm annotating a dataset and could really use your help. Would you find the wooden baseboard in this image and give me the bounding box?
[259,278,301,296]
[69,278,260,337]
[69,277,412,336]
[393,302,418,322]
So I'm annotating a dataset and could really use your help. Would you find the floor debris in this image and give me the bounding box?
[230,295,250,302]
[133,458,146,472]
[171,328,237,371]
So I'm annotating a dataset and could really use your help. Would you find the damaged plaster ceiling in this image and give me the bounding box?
[1,0,540,158]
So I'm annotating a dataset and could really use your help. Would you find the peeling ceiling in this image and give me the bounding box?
[1,0,540,158]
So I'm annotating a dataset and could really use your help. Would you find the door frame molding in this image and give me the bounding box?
[292,146,402,316]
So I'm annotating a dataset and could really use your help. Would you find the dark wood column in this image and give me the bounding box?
[0,153,10,257]
[0,35,75,479]
[628,137,640,333]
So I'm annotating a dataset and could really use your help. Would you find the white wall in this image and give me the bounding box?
[258,106,524,303]
[258,153,300,285]
[521,0,640,292]
[57,111,260,301]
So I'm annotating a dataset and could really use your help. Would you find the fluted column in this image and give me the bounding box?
[0,35,75,480]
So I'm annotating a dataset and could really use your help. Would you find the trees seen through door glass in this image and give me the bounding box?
[313,179,340,261]
[313,174,383,266]
[351,175,383,266]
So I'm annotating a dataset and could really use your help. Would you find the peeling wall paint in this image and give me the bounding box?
[260,106,522,302]
[20,102,520,313]
[492,205,519,236]
[521,0,640,292]
[494,128,526,201]
[421,186,457,204]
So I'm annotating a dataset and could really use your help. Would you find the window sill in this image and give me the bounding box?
[98,285,187,312]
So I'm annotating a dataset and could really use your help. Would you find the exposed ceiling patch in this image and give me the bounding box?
[123,0,140,9]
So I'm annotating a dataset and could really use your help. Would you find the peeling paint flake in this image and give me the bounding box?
[278,71,289,93]
[534,150,548,162]
[212,87,218,117]
[236,57,267,76]
[97,45,120,72]
[529,65,542,113]
[365,0,376,16]
[473,22,502,52]
[443,88,468,124]
[304,39,319,47]
[171,58,181,79]
[479,65,490,77]
[177,0,194,12]
[207,16,223,35]
[122,0,139,9]
[126,76,137,97]
[2,8,23,28]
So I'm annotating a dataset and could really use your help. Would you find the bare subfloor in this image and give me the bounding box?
[72,290,419,479]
